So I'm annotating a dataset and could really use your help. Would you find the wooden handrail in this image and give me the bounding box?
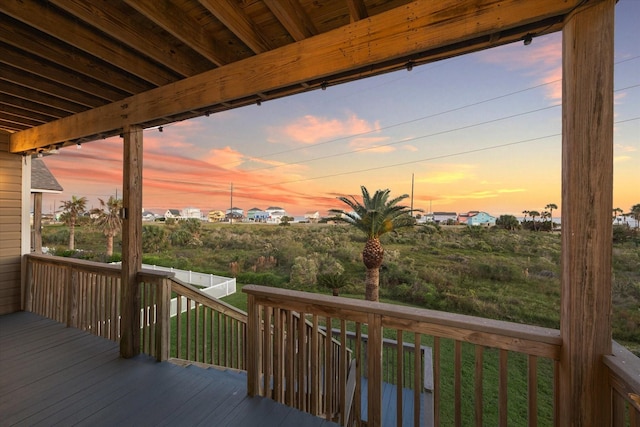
[169,277,247,323]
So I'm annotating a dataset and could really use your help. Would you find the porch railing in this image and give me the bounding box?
[244,284,563,427]
[25,254,172,361]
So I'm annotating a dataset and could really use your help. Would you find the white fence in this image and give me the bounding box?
[137,264,237,318]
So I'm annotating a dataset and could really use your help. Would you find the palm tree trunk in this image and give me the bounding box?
[69,222,75,250]
[106,234,114,257]
[365,267,380,302]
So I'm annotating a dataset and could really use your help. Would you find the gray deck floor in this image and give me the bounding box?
[0,311,339,427]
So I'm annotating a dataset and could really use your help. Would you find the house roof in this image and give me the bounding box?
[1,1,578,154]
[30,158,63,193]
[266,206,284,211]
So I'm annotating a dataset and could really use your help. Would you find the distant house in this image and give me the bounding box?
[142,210,157,222]
[458,211,496,226]
[304,211,320,223]
[31,158,63,253]
[265,206,286,223]
[207,210,225,222]
[432,212,458,224]
[182,207,202,220]
[226,207,244,221]
[247,207,268,222]
[165,209,182,220]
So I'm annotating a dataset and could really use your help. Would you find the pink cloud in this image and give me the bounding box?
[269,113,379,144]
[478,33,562,100]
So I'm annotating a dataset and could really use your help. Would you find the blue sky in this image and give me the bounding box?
[44,0,639,217]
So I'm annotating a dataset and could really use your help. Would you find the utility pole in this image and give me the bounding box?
[229,183,233,225]
[410,173,414,216]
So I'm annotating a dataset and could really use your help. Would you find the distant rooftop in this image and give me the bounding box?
[31,159,63,193]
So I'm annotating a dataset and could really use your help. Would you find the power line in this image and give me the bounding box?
[239,115,640,189]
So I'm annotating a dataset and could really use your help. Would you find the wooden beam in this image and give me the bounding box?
[346,0,369,22]
[49,0,208,78]
[199,0,275,53]
[559,1,615,425]
[263,0,317,41]
[124,0,234,66]
[0,0,178,87]
[9,0,581,152]
[119,125,143,359]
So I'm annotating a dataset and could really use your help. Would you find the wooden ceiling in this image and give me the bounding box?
[1,0,586,153]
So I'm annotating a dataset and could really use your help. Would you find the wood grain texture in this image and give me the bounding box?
[560,1,615,425]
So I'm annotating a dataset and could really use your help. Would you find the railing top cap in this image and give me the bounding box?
[243,284,561,346]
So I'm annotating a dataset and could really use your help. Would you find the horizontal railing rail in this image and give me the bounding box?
[605,342,640,426]
[244,284,562,427]
[169,277,248,370]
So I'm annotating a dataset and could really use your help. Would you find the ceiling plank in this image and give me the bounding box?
[0,112,45,128]
[0,81,86,115]
[0,95,71,119]
[0,18,151,95]
[124,0,234,66]
[0,42,127,103]
[1,66,109,108]
[0,104,58,124]
[346,0,369,22]
[263,0,317,41]
[0,0,179,87]
[49,0,210,78]
[199,0,275,53]
[10,0,581,153]
[0,120,28,132]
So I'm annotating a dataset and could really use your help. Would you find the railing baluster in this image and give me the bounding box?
[396,330,404,427]
[528,354,538,427]
[475,344,484,426]
[455,340,462,427]
[414,333,421,426]
[339,319,347,425]
[499,349,508,427]
[286,310,295,407]
[325,316,333,419]
[433,337,441,427]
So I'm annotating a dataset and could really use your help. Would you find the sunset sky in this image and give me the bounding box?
[41,1,639,218]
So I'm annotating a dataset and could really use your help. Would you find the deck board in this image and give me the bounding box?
[0,311,339,427]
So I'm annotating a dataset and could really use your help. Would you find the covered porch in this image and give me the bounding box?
[1,0,639,425]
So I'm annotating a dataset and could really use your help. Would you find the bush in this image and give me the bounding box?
[236,272,287,287]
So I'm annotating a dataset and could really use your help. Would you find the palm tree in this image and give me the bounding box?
[545,203,558,230]
[612,207,623,221]
[528,210,540,231]
[91,196,122,257]
[330,186,415,301]
[60,195,88,250]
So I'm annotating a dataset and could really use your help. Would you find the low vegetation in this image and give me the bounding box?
[42,220,640,352]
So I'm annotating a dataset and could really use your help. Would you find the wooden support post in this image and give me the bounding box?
[155,277,171,361]
[120,125,143,358]
[246,294,261,397]
[33,192,42,253]
[560,1,614,425]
